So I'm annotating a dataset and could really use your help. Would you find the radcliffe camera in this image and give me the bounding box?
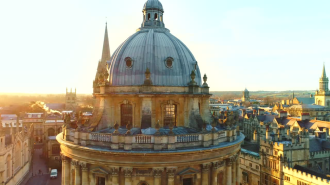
[1,0,330,185]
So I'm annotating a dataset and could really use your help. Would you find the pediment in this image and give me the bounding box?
[91,167,109,175]
[177,167,199,175]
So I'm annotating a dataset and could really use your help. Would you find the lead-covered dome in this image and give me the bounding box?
[143,0,163,12]
[107,0,201,87]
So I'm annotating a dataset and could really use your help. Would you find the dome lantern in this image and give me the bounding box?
[141,0,165,28]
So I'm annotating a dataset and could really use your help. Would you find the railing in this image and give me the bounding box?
[218,132,226,138]
[91,133,111,142]
[176,134,200,142]
[135,135,153,143]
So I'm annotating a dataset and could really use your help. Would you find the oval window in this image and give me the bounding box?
[125,57,133,68]
[165,57,174,68]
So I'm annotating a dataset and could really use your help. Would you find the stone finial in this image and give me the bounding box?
[155,120,161,136]
[168,121,174,135]
[143,68,153,85]
[188,70,197,85]
[113,121,119,134]
[202,74,208,87]
[126,121,132,135]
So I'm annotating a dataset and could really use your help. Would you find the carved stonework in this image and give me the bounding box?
[226,158,232,166]
[202,163,210,172]
[212,162,219,170]
[111,167,119,176]
[153,168,164,177]
[71,160,80,168]
[166,167,177,178]
[80,162,88,171]
[123,167,133,177]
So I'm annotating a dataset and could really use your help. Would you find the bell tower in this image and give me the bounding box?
[65,88,77,110]
[141,0,165,28]
[315,64,330,107]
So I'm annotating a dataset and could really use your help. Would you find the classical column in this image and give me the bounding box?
[111,167,119,185]
[236,155,241,185]
[123,167,133,185]
[72,160,81,185]
[226,158,232,185]
[63,156,71,185]
[166,167,177,185]
[202,163,210,185]
[81,162,89,185]
[153,167,164,185]
[232,158,236,185]
[212,162,219,185]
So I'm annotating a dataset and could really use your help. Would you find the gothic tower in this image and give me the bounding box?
[65,88,77,110]
[315,64,330,106]
[242,88,250,102]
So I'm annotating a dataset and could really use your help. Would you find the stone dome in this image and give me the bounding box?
[107,0,201,87]
[143,0,163,12]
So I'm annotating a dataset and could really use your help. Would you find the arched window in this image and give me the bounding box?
[14,141,21,170]
[217,171,224,185]
[154,13,158,20]
[52,144,60,155]
[164,104,177,126]
[138,182,149,185]
[121,104,132,127]
[148,13,150,20]
[6,154,11,178]
[160,15,163,22]
[48,128,55,136]
[318,100,322,105]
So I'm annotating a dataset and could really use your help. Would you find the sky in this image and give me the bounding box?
[0,0,330,94]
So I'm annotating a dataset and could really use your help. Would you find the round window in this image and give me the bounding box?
[165,57,174,68]
[125,57,133,68]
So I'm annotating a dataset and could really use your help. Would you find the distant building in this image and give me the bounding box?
[65,88,77,110]
[242,88,251,102]
[315,64,330,107]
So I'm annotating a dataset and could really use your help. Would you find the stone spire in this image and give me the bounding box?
[319,63,329,92]
[322,63,327,78]
[101,22,111,63]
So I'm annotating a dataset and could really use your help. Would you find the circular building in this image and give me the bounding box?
[57,0,244,185]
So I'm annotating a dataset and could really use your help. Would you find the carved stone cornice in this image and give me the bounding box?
[166,167,177,178]
[60,153,70,162]
[153,167,164,177]
[226,158,233,166]
[123,167,133,178]
[202,163,210,173]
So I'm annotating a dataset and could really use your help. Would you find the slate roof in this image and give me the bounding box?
[257,115,275,123]
[296,97,315,104]
[309,138,323,152]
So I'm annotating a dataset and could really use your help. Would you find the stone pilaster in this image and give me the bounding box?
[212,162,219,185]
[232,158,236,185]
[123,167,133,185]
[81,162,89,185]
[166,167,177,185]
[72,160,81,185]
[111,167,119,185]
[226,158,232,185]
[153,167,164,185]
[202,163,210,185]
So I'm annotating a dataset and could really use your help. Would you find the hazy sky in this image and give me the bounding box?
[1,0,330,94]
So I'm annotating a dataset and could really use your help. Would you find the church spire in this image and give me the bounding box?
[322,63,327,78]
[101,22,110,62]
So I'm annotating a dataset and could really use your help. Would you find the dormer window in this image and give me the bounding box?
[125,57,133,68]
[165,57,174,68]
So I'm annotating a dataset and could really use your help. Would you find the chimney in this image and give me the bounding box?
[259,109,265,116]
[279,111,287,118]
[300,113,310,121]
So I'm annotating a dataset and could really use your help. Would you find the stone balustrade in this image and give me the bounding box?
[64,126,239,151]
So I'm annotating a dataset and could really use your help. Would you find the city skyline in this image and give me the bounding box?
[1,0,330,93]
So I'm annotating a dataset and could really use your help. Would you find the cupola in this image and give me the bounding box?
[141,0,165,28]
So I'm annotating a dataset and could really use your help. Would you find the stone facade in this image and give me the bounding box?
[66,88,77,111]
[0,118,33,185]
